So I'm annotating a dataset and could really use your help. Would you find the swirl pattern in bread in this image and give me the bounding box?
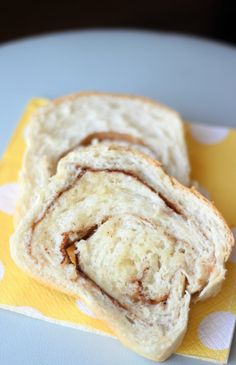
[11,145,234,361]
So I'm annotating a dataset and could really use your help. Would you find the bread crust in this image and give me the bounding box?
[53,91,181,118]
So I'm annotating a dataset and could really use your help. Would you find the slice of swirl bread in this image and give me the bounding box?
[11,145,234,362]
[16,92,190,223]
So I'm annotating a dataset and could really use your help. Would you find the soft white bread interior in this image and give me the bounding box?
[11,145,234,362]
[17,92,190,222]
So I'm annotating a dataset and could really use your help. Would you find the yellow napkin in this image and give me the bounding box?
[0,99,236,363]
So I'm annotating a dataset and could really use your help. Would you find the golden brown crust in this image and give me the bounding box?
[189,184,234,260]
[52,91,181,118]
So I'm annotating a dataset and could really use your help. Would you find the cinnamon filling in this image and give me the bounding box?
[58,131,153,162]
[31,169,86,232]
[131,277,168,305]
[60,218,109,264]
[79,132,147,147]
[31,167,183,236]
[60,224,99,264]
[29,166,187,310]
[60,227,169,307]
[60,223,129,311]
[158,193,182,216]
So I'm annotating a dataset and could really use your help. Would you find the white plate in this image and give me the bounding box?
[0,30,236,365]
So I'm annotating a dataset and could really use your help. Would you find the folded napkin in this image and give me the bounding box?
[0,99,236,363]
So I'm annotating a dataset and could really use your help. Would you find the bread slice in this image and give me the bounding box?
[16,92,190,223]
[11,145,234,362]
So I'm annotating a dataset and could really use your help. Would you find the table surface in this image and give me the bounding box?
[0,30,236,365]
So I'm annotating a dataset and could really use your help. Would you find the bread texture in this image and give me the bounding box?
[11,145,234,362]
[16,92,190,223]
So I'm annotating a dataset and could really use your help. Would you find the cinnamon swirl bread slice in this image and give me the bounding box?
[16,92,190,223]
[11,145,233,361]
